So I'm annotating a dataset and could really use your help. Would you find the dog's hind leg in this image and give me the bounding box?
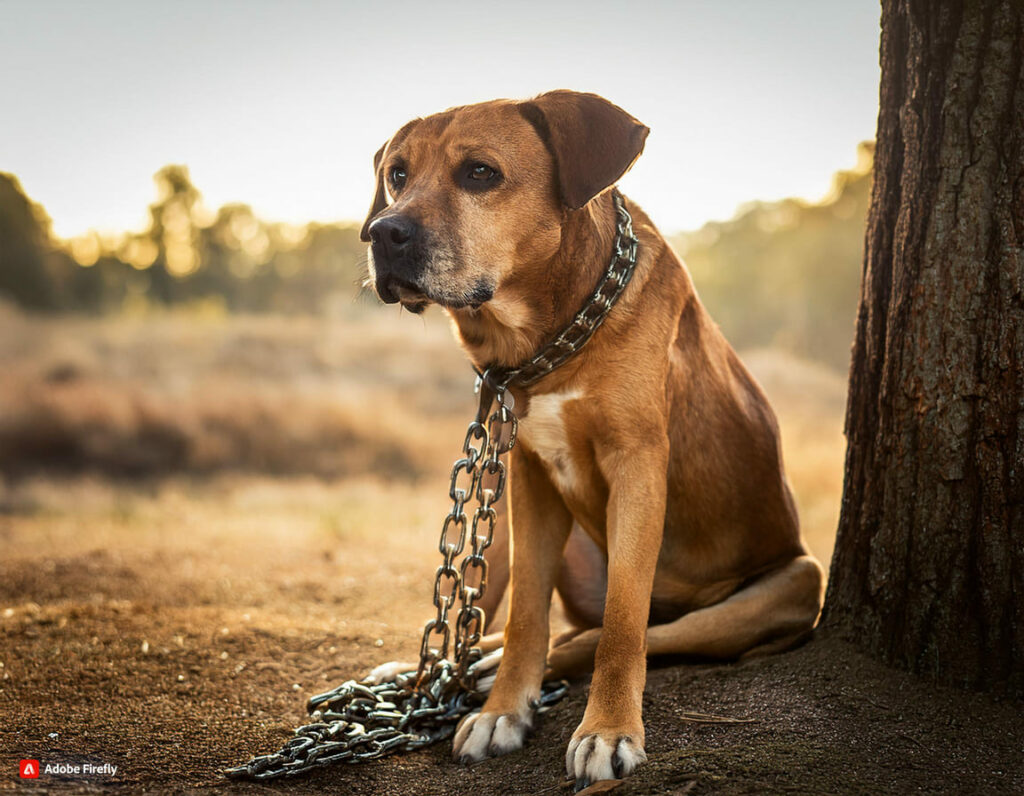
[647,554,824,660]
[546,554,824,678]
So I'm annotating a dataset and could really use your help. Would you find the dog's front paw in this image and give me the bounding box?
[363,660,417,684]
[452,709,531,763]
[565,730,647,792]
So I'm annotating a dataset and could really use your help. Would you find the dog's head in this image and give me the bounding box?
[360,91,648,313]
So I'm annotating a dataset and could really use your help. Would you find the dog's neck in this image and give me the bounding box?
[447,192,618,374]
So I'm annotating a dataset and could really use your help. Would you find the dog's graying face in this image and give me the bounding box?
[361,91,649,314]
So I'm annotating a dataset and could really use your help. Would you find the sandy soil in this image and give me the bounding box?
[2,475,1021,795]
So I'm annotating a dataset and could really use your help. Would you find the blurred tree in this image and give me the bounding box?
[676,143,872,371]
[0,166,377,315]
[824,0,1023,693]
[195,203,269,310]
[3,148,867,334]
[289,223,370,313]
[0,172,61,309]
[144,165,203,304]
[0,173,115,312]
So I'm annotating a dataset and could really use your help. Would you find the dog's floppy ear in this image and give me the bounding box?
[359,143,388,243]
[519,90,649,210]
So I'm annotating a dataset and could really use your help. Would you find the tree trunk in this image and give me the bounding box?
[823,0,1024,693]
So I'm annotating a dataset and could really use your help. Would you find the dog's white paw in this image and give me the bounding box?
[471,648,503,694]
[565,732,647,792]
[452,708,531,763]
[363,660,417,685]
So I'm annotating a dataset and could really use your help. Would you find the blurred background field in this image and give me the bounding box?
[0,144,867,580]
[1,141,871,370]
[0,303,846,565]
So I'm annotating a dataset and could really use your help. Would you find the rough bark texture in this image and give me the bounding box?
[824,0,1024,693]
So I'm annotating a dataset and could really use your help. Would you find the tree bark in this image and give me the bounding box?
[824,0,1024,693]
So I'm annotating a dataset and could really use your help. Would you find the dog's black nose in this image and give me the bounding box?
[368,215,425,304]
[368,215,415,260]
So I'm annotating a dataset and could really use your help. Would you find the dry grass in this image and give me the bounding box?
[742,349,848,565]
[0,304,847,569]
[0,473,445,646]
[0,303,471,480]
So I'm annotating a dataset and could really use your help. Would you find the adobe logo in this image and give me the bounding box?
[19,759,40,779]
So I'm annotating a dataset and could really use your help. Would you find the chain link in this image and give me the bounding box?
[225,188,639,782]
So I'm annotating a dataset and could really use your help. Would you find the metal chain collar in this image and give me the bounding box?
[226,189,640,781]
[480,189,639,392]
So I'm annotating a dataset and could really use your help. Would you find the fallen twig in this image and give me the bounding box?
[678,711,758,724]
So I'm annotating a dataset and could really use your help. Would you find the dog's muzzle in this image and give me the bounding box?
[368,215,427,304]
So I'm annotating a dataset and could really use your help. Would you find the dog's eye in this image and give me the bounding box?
[460,162,502,192]
[389,166,407,190]
[468,163,499,181]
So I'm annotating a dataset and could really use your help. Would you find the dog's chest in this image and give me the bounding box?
[520,390,583,493]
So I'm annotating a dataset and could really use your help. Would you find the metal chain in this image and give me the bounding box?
[480,189,639,392]
[225,382,565,780]
[417,382,515,690]
[224,660,567,778]
[226,188,640,782]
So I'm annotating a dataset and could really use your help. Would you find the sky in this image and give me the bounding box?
[0,0,880,240]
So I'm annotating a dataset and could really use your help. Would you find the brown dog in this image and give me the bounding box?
[361,91,824,790]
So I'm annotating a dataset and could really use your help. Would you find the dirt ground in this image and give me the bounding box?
[2,474,1022,796]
